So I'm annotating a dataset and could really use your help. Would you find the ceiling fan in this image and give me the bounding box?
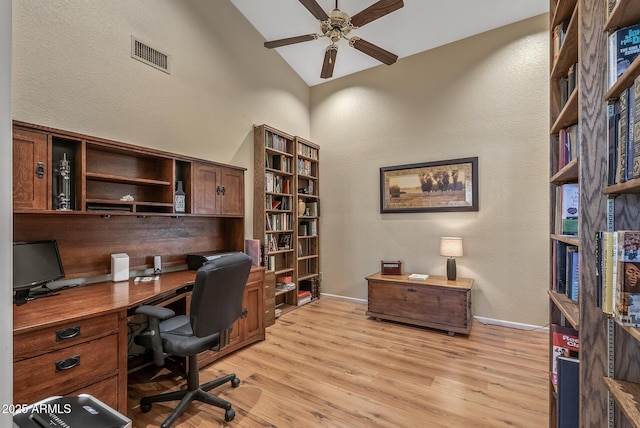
[264,0,404,79]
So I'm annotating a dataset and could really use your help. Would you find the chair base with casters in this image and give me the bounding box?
[134,252,253,428]
[139,354,240,427]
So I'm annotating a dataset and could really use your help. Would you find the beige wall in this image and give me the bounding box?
[11,0,311,233]
[310,15,550,326]
[11,2,549,327]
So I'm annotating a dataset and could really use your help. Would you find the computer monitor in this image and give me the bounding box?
[13,240,65,305]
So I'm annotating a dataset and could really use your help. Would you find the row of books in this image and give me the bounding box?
[607,76,640,185]
[299,219,318,236]
[265,172,291,194]
[560,62,578,109]
[297,158,315,176]
[265,212,291,231]
[608,23,640,89]
[265,131,291,153]
[266,232,292,252]
[552,19,570,67]
[596,230,640,326]
[553,242,579,302]
[267,153,292,173]
[554,183,578,236]
[297,143,318,159]
[266,194,291,211]
[558,124,579,170]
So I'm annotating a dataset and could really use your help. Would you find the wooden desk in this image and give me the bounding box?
[365,273,474,336]
[13,267,264,414]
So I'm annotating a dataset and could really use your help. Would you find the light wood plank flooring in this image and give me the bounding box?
[128,298,548,427]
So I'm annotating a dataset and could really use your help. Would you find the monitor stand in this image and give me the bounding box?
[14,286,60,306]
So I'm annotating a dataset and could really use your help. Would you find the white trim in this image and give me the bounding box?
[473,316,548,333]
[321,294,548,333]
[320,293,367,304]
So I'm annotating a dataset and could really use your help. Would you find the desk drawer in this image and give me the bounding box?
[14,312,119,361]
[14,334,119,404]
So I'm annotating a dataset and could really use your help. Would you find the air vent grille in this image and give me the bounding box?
[131,36,170,74]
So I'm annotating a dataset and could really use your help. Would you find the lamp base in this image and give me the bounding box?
[446,257,457,281]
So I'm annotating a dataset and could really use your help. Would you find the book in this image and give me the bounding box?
[614,230,640,326]
[607,99,620,185]
[557,356,580,428]
[408,273,429,280]
[551,325,579,386]
[559,183,578,235]
[633,76,640,178]
[619,88,629,183]
[566,246,579,302]
[609,23,640,88]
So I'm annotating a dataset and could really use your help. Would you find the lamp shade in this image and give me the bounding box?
[440,237,463,257]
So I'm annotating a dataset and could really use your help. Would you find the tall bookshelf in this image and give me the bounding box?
[254,124,297,315]
[295,137,321,302]
[549,0,640,426]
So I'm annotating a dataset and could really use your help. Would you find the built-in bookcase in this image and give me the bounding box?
[295,137,320,302]
[254,125,297,316]
[549,0,640,426]
[254,125,321,319]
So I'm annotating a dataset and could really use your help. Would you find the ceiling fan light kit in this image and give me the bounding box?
[264,0,404,78]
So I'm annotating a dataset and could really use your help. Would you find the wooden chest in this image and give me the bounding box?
[366,273,473,335]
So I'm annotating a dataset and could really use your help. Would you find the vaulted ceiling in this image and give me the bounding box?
[230,0,549,86]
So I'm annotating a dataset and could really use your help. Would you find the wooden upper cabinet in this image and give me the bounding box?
[192,162,244,216]
[13,129,49,210]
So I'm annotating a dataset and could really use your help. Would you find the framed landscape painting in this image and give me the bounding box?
[380,157,478,213]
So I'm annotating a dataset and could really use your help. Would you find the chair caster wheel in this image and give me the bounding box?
[140,402,152,413]
[225,408,235,421]
[231,377,240,388]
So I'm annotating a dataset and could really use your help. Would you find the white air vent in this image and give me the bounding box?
[131,36,170,74]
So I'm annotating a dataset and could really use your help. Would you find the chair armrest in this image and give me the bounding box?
[135,305,175,320]
[135,305,175,366]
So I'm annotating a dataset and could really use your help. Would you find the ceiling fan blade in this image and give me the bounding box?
[350,0,404,28]
[264,34,318,49]
[320,46,338,78]
[350,38,398,65]
[299,0,329,21]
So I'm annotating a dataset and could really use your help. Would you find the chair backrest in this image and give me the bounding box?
[190,252,252,338]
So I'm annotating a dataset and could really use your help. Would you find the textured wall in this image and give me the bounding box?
[310,15,550,326]
[11,0,311,234]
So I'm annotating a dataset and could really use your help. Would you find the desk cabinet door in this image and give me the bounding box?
[13,129,49,210]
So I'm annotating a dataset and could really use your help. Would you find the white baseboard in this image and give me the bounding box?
[321,294,548,333]
[473,316,548,333]
[320,293,367,304]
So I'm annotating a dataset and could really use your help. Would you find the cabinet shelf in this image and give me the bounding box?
[551,88,578,134]
[297,273,319,281]
[551,157,579,184]
[605,56,640,100]
[551,234,580,247]
[603,176,640,195]
[548,290,580,329]
[603,378,640,428]
[85,172,171,187]
[604,0,640,33]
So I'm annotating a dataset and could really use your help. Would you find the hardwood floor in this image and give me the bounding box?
[128,298,549,427]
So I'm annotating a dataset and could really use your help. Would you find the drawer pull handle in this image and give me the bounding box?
[407,288,417,293]
[55,355,80,372]
[56,326,81,341]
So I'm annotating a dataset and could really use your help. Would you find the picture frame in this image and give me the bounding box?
[380,157,478,213]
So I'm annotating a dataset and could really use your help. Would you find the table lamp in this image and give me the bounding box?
[440,237,463,281]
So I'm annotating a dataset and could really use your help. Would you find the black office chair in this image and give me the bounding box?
[134,252,252,427]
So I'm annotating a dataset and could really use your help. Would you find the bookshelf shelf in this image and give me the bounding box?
[550,234,580,247]
[603,378,640,428]
[548,290,580,329]
[550,158,579,184]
